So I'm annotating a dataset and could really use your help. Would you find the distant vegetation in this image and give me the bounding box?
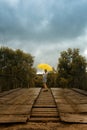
[56,48,87,90]
[0,47,87,92]
[0,47,36,91]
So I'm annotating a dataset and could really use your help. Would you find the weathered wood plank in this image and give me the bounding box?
[0,88,21,97]
[60,113,87,123]
[77,104,87,113]
[72,88,87,96]
[31,112,58,117]
[0,88,41,123]
[0,105,32,115]
[34,105,56,108]
[51,88,87,123]
[32,108,57,112]
[55,99,68,104]
[0,115,28,123]
[29,117,59,122]
[56,104,75,113]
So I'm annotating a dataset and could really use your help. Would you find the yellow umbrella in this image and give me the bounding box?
[37,63,53,71]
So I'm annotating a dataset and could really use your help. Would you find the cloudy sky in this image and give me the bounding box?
[0,0,87,71]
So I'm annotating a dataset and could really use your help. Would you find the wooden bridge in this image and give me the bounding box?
[0,88,87,124]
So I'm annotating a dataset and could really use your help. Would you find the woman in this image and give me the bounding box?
[42,69,48,91]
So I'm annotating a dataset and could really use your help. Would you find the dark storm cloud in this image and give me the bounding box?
[0,0,87,42]
[0,0,87,69]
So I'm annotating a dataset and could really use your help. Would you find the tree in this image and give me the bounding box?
[0,47,36,91]
[47,72,57,88]
[57,48,87,88]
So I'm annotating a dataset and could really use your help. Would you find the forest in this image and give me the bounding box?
[0,47,87,92]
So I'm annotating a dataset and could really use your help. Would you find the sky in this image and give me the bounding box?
[0,0,87,72]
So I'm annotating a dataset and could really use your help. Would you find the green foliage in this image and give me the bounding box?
[59,78,68,88]
[34,74,43,88]
[0,47,36,91]
[47,72,57,88]
[57,48,87,89]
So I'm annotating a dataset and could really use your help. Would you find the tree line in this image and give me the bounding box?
[0,47,87,92]
[56,48,87,90]
[0,47,36,91]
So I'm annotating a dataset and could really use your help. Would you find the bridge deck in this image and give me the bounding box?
[52,88,87,123]
[0,88,87,123]
[0,88,41,123]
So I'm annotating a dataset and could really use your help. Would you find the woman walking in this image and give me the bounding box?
[42,69,48,91]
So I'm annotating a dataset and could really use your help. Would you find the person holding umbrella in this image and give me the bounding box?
[37,63,53,91]
[42,69,48,91]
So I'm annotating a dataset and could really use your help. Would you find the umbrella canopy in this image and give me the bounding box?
[37,63,53,71]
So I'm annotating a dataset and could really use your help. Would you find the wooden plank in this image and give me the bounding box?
[0,115,28,123]
[0,88,41,105]
[6,95,36,105]
[56,104,75,113]
[77,99,87,104]
[66,98,87,104]
[31,112,59,117]
[72,88,87,96]
[60,113,87,123]
[36,100,54,102]
[0,89,25,104]
[0,88,41,123]
[51,88,87,123]
[0,105,32,115]
[0,88,20,97]
[33,105,56,108]
[32,108,57,112]
[77,104,87,113]
[35,101,55,103]
[55,99,68,104]
[29,117,59,122]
